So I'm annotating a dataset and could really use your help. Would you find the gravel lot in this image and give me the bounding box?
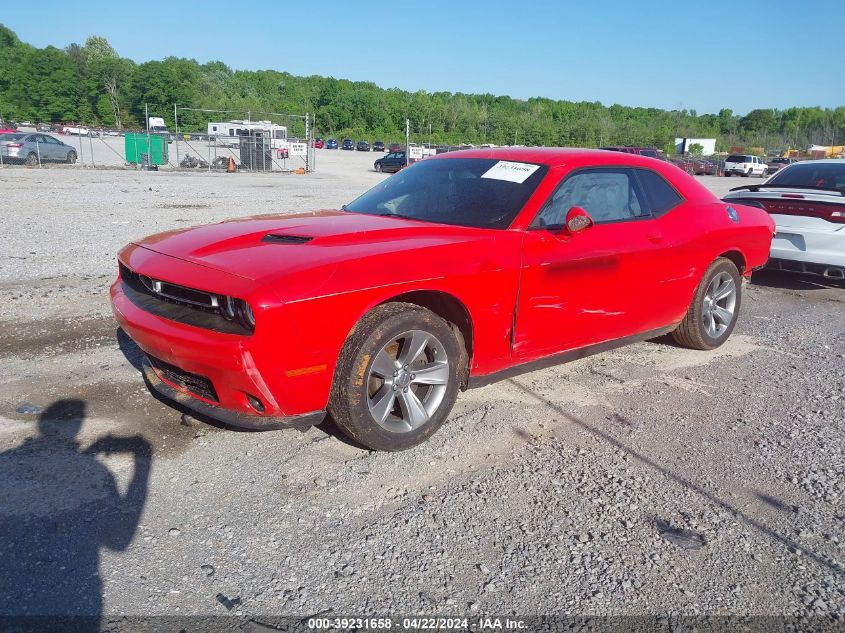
[0,152,843,625]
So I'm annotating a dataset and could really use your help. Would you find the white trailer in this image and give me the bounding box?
[207,120,288,149]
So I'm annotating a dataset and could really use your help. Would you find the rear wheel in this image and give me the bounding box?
[329,302,463,451]
[672,258,742,350]
[26,152,38,166]
[66,150,77,164]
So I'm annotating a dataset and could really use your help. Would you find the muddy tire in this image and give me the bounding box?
[672,258,742,350]
[329,302,463,451]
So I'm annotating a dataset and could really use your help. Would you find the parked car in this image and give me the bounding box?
[388,143,402,153]
[341,138,354,151]
[691,159,716,175]
[600,146,661,159]
[766,157,796,175]
[724,154,767,177]
[326,138,338,149]
[0,132,78,165]
[356,140,370,152]
[111,148,774,451]
[373,151,406,173]
[313,138,324,149]
[61,124,89,136]
[373,140,386,152]
[723,159,845,280]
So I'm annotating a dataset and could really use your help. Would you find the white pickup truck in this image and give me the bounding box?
[61,124,89,136]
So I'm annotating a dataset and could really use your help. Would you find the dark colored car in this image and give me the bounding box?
[326,138,338,149]
[313,138,324,149]
[342,139,354,151]
[766,157,796,175]
[373,140,385,152]
[356,140,370,152]
[388,143,402,153]
[373,151,406,173]
[600,146,661,159]
[692,159,716,175]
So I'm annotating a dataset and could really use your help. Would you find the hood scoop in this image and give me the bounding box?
[261,233,313,245]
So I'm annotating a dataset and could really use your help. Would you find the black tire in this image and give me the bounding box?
[375,163,382,172]
[725,172,732,177]
[329,302,464,451]
[26,152,38,166]
[672,258,742,351]
[66,150,77,164]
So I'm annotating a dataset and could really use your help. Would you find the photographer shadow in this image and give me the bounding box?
[0,399,152,629]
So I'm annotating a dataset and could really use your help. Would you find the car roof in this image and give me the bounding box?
[428,147,668,169]
[786,158,845,165]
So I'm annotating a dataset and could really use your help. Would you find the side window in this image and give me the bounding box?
[534,168,648,228]
[635,169,683,215]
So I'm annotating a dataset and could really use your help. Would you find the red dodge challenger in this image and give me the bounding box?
[111,148,775,450]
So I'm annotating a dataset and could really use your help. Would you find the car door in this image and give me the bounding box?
[40,135,62,160]
[514,166,680,360]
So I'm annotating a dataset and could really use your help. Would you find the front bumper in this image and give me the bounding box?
[111,266,332,429]
[142,357,324,430]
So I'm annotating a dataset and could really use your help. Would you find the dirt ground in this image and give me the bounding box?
[0,154,843,623]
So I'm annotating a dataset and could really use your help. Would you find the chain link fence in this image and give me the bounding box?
[0,107,314,173]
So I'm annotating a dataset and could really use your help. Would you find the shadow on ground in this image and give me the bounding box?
[0,400,152,630]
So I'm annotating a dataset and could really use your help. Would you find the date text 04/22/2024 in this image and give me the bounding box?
[306,617,527,630]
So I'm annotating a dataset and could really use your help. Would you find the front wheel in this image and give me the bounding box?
[672,258,742,350]
[66,150,77,164]
[329,302,463,451]
[375,163,382,172]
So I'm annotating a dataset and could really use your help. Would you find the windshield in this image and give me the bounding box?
[767,162,845,192]
[344,158,548,229]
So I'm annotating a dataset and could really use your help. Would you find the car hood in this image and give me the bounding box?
[132,210,494,286]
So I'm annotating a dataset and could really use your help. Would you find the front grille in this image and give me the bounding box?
[119,263,253,335]
[147,354,218,402]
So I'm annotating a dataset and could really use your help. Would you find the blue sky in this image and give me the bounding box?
[3,0,842,115]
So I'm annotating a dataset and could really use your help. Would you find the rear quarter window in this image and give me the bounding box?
[636,169,683,215]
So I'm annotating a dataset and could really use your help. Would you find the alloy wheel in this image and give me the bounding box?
[366,329,449,433]
[702,272,737,338]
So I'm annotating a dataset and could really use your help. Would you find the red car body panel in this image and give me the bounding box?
[111,148,774,424]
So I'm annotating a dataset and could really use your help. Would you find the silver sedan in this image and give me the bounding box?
[0,132,78,165]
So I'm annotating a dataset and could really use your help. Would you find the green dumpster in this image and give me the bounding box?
[125,133,169,165]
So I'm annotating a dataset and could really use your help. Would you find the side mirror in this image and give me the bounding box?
[563,206,594,234]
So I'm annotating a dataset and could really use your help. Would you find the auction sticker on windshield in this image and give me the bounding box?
[481,161,540,183]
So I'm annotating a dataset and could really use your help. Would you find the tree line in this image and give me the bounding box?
[1,24,843,153]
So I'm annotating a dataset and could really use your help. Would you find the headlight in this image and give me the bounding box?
[239,301,255,328]
[221,295,237,320]
[216,295,254,331]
